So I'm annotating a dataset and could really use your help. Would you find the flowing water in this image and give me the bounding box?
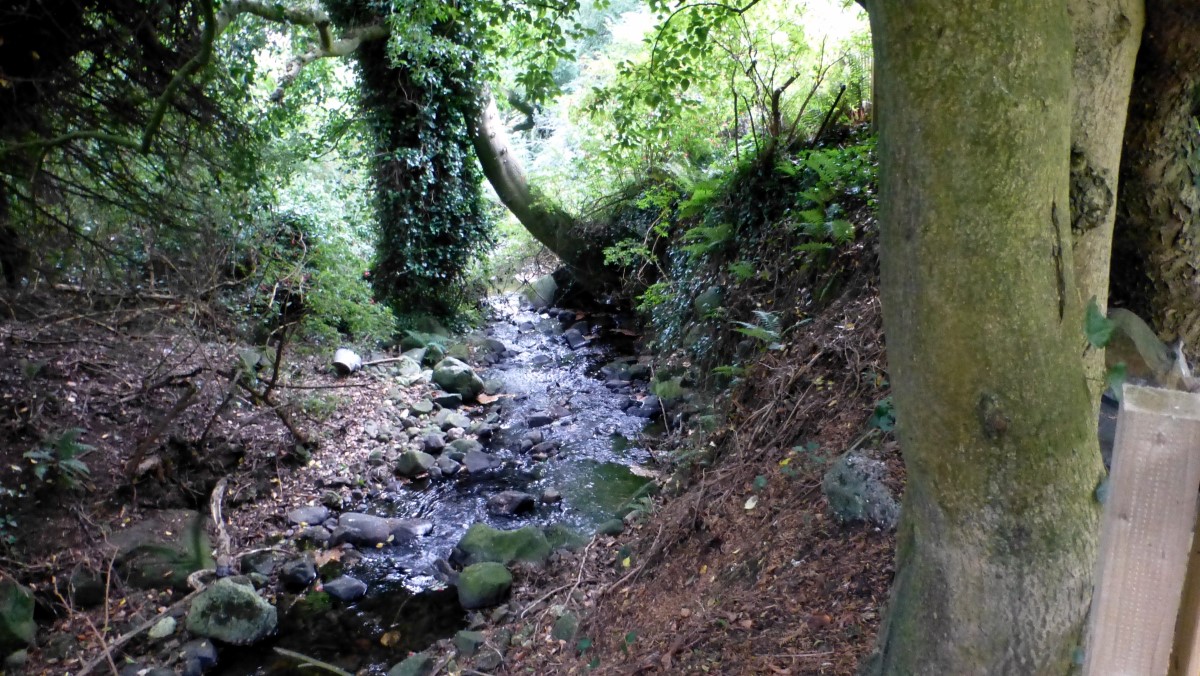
[223,295,656,674]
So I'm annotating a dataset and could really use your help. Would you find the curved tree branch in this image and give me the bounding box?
[0,0,387,156]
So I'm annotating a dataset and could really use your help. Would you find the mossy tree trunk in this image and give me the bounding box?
[1111,3,1200,349]
[1068,0,1144,397]
[470,94,618,290]
[862,1,1104,672]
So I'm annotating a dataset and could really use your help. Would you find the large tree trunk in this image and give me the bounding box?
[1111,4,1200,349]
[469,94,616,289]
[863,2,1103,673]
[1067,0,1143,396]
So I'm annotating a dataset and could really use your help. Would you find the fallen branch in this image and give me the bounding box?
[76,587,205,676]
[125,381,199,478]
[272,647,354,676]
[210,478,234,574]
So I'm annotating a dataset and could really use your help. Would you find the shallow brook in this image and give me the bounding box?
[220,295,656,674]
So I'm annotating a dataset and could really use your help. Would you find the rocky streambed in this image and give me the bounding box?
[83,294,663,676]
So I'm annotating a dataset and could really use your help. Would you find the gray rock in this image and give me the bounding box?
[451,524,552,567]
[389,518,434,540]
[320,491,344,510]
[286,505,331,527]
[436,455,461,475]
[476,647,503,672]
[387,652,435,676]
[530,441,559,456]
[531,353,553,367]
[551,612,579,641]
[322,576,368,601]
[280,557,317,590]
[3,650,27,671]
[148,616,176,640]
[396,450,436,477]
[433,392,463,409]
[541,488,562,504]
[454,629,486,656]
[422,433,446,454]
[332,513,393,546]
[487,491,537,516]
[456,562,512,610]
[240,551,285,577]
[295,526,331,547]
[432,358,484,401]
[483,338,507,355]
[822,452,899,530]
[443,412,472,431]
[185,578,276,645]
[526,412,554,428]
[463,450,501,473]
[522,273,557,310]
[182,638,218,674]
[410,399,435,415]
[448,438,483,455]
[563,328,589,350]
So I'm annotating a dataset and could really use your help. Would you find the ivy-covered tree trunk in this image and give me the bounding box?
[327,1,491,315]
[863,1,1103,673]
[1111,3,1200,349]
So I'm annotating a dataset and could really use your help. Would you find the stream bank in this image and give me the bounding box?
[97,293,662,676]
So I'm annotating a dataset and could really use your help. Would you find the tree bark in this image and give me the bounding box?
[1111,3,1200,349]
[469,94,615,288]
[863,2,1102,673]
[1067,0,1144,398]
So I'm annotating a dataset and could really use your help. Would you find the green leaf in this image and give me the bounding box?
[753,475,768,492]
[1106,362,1128,400]
[1085,297,1116,348]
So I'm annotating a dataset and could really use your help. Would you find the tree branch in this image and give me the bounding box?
[1,0,387,156]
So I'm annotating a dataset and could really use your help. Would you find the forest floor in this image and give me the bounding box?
[0,265,899,675]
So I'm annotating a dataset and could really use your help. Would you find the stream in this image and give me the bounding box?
[221,294,658,675]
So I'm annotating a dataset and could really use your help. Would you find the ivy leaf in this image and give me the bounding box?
[1085,297,1116,348]
[1106,362,1128,401]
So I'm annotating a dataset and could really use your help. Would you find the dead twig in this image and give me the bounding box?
[76,586,206,676]
[271,647,353,676]
[124,381,198,477]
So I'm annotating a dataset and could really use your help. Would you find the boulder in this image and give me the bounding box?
[389,518,434,540]
[456,562,512,610]
[544,523,588,552]
[422,433,446,454]
[433,392,463,409]
[462,450,500,473]
[451,524,551,567]
[286,505,331,527]
[410,399,435,415]
[563,328,589,350]
[448,438,483,455]
[822,452,900,530]
[487,491,537,516]
[280,557,317,590]
[436,455,461,476]
[107,510,214,591]
[396,450,436,477]
[432,358,484,401]
[185,578,276,645]
[332,513,392,547]
[388,652,435,676]
[322,576,368,602]
[454,629,486,657]
[522,273,557,310]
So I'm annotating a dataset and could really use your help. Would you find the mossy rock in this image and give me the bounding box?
[185,578,277,645]
[387,651,435,676]
[451,524,551,567]
[457,562,512,610]
[543,523,589,552]
[0,580,35,652]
